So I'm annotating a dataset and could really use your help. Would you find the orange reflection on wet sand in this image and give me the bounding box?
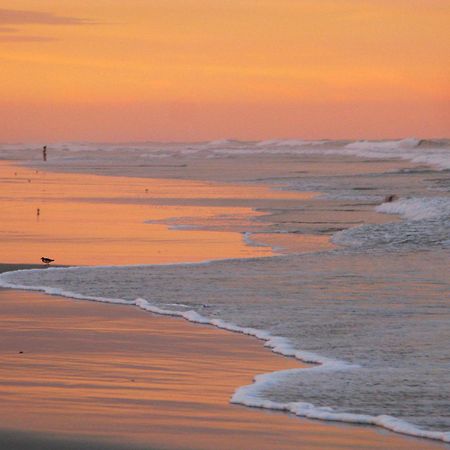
[0,290,439,450]
[0,161,314,265]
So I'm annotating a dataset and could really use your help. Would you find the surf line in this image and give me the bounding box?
[0,268,449,444]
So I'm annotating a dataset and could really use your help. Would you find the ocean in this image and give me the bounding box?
[0,138,449,443]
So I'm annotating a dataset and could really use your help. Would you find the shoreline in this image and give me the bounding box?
[0,159,331,266]
[1,159,447,447]
[1,265,448,448]
[0,282,443,450]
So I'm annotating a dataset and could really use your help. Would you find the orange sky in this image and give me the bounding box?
[1,1,449,142]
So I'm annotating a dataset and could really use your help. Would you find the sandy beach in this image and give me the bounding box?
[0,286,442,450]
[2,1,448,446]
[0,158,447,449]
[0,160,332,265]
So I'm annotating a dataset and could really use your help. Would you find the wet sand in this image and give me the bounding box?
[0,160,331,265]
[0,160,445,449]
[0,288,442,450]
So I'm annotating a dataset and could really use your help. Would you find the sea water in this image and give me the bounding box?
[0,138,449,442]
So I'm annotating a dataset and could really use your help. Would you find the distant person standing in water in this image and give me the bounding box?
[43,145,47,162]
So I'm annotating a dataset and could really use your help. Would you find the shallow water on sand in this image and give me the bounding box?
[1,139,449,442]
[0,161,313,265]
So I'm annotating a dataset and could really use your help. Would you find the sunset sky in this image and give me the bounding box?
[1,1,449,142]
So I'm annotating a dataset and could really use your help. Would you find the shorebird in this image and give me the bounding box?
[41,257,54,265]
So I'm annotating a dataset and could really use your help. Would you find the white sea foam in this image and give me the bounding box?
[1,138,449,442]
[209,138,450,170]
[333,196,450,251]
[342,139,450,170]
[1,138,449,170]
[376,197,450,221]
[205,139,242,147]
[242,232,271,248]
[255,139,329,147]
[233,376,450,442]
[346,137,422,151]
[0,267,449,443]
